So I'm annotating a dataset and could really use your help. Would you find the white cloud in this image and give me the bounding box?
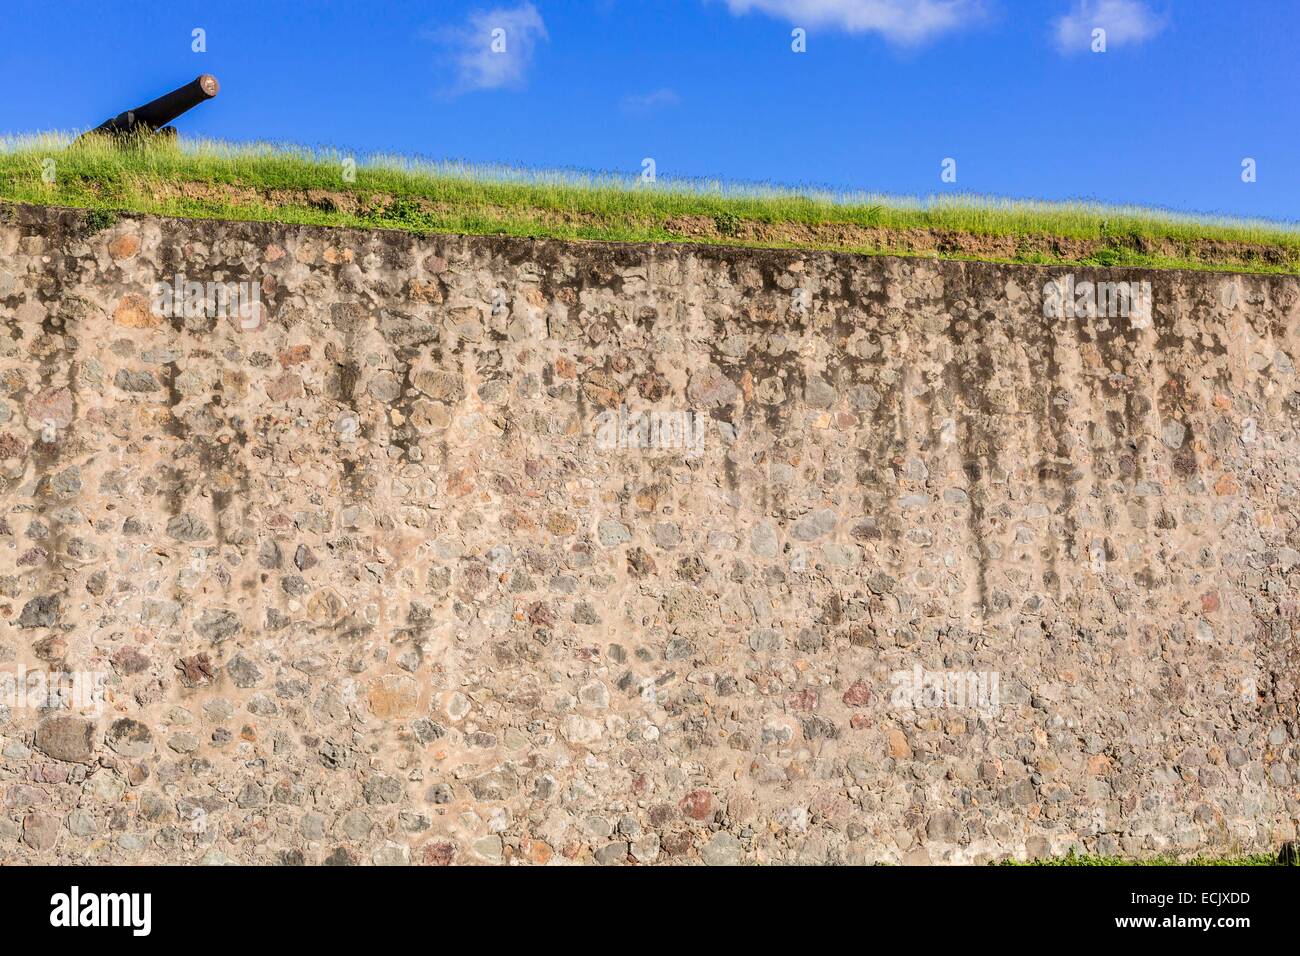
[720,0,982,46]
[429,3,548,94]
[1053,0,1164,54]
[620,88,681,113]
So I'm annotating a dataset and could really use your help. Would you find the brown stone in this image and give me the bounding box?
[25,386,75,427]
[113,293,160,328]
[278,345,312,368]
[111,646,151,676]
[369,675,419,719]
[177,653,216,688]
[412,370,464,402]
[545,512,578,536]
[33,716,97,764]
[0,433,25,459]
[524,839,553,864]
[107,234,141,261]
[266,372,304,402]
[886,728,911,760]
[408,280,444,304]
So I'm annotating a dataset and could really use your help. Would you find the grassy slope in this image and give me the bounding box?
[3,133,1300,273]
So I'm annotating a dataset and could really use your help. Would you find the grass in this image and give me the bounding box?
[1001,850,1293,866]
[3,132,1300,274]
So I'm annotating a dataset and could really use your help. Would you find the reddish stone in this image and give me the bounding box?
[678,789,714,821]
[660,830,693,856]
[0,433,26,459]
[842,679,872,707]
[636,371,669,401]
[420,841,456,866]
[1214,473,1238,496]
[787,688,819,712]
[265,372,304,402]
[525,601,555,628]
[523,839,553,865]
[176,653,216,688]
[278,345,312,368]
[32,763,69,784]
[22,811,59,852]
[1087,754,1112,776]
[446,467,476,497]
[111,646,151,676]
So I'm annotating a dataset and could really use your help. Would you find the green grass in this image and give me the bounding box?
[1001,851,1292,866]
[3,132,1300,274]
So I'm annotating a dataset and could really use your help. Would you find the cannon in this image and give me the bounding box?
[87,74,219,139]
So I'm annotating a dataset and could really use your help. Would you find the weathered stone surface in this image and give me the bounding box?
[33,716,97,763]
[166,513,210,542]
[17,594,59,629]
[22,811,59,852]
[0,204,1296,866]
[105,718,153,758]
[194,608,241,643]
[701,831,744,866]
[113,292,159,328]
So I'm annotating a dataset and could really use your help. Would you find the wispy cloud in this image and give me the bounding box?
[620,88,681,114]
[719,0,982,46]
[426,3,548,95]
[1053,0,1164,54]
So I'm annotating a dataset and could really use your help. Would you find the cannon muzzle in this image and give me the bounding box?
[90,74,219,137]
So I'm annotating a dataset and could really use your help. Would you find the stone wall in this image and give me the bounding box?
[0,202,1296,864]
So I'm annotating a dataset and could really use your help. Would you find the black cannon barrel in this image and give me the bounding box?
[92,74,219,136]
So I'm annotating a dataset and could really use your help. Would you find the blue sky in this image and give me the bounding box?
[1,0,1296,221]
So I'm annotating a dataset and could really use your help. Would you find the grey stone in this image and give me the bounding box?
[226,653,263,687]
[166,512,211,542]
[597,518,630,546]
[18,594,59,628]
[105,718,152,758]
[700,831,743,866]
[195,608,241,642]
[594,841,629,865]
